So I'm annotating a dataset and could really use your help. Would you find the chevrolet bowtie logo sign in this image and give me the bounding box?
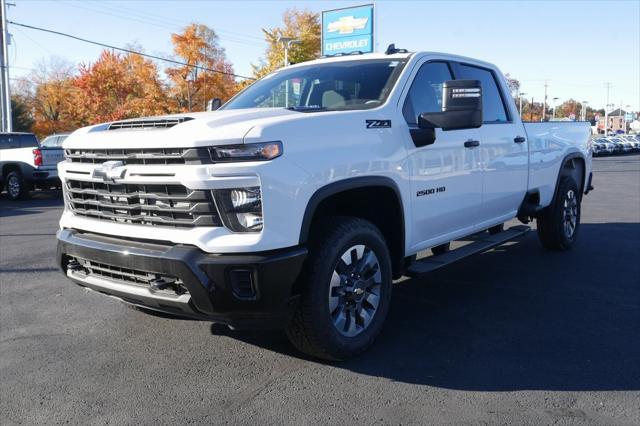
[92,160,127,182]
[327,16,369,35]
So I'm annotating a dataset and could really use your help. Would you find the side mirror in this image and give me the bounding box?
[208,98,222,111]
[413,80,483,146]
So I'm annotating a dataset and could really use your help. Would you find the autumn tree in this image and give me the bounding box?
[22,57,78,137]
[166,24,237,111]
[74,49,171,125]
[251,8,321,79]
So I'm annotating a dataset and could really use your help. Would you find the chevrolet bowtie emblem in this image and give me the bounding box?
[327,16,368,35]
[92,160,126,182]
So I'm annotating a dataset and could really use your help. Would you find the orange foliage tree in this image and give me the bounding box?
[166,24,237,111]
[74,50,172,125]
[25,57,79,137]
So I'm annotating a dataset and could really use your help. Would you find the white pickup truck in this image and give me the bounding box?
[56,49,593,360]
[1,132,63,200]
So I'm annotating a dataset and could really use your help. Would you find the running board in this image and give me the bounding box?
[406,225,531,277]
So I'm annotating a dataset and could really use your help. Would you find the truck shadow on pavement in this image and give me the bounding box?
[0,191,64,218]
[213,222,640,391]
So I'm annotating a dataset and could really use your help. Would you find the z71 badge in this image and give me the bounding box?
[366,119,391,129]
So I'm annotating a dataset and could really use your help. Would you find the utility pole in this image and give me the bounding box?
[604,82,611,135]
[530,96,534,122]
[542,80,549,121]
[519,92,526,120]
[1,0,12,132]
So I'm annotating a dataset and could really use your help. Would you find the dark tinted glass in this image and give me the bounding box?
[224,59,406,111]
[403,62,453,124]
[457,64,508,122]
[20,134,39,148]
[0,134,21,149]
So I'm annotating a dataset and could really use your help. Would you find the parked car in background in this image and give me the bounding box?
[592,138,615,156]
[621,135,640,151]
[606,137,632,153]
[0,132,62,200]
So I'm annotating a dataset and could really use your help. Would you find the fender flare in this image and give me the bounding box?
[298,175,406,258]
[553,152,587,200]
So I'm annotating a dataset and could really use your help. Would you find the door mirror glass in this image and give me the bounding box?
[418,80,483,131]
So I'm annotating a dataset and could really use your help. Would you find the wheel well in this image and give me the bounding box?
[561,156,585,195]
[304,185,405,278]
[2,163,21,178]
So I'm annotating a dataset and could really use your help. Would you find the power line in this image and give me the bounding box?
[8,20,256,80]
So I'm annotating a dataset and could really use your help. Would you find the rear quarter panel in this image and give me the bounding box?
[523,122,592,206]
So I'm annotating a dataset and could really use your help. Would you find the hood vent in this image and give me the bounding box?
[107,117,194,131]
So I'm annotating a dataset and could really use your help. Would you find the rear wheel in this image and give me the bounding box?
[536,176,581,251]
[286,217,392,360]
[5,171,29,200]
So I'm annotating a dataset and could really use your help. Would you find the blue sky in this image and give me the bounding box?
[6,0,640,111]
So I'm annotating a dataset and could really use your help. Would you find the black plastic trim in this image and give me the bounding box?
[57,229,307,329]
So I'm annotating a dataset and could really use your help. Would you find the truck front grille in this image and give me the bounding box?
[65,179,222,228]
[68,256,188,296]
[65,147,211,165]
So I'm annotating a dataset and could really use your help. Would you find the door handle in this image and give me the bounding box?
[514,136,526,143]
[464,140,480,148]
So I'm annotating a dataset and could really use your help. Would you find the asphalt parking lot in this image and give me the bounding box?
[1,155,639,425]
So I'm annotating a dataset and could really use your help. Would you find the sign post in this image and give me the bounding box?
[322,4,374,57]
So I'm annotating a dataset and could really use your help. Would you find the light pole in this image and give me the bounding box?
[581,101,588,121]
[278,36,300,108]
[519,91,526,120]
[1,0,12,132]
[552,97,559,120]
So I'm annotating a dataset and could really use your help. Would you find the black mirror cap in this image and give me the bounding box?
[443,79,482,113]
[418,79,483,131]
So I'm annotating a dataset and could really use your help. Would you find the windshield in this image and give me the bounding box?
[41,134,68,148]
[223,59,407,112]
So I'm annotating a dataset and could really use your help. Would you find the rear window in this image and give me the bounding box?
[0,134,22,149]
[20,134,39,148]
[457,64,509,123]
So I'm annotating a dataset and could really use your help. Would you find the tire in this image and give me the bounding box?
[536,176,581,251]
[431,242,450,255]
[5,171,29,200]
[488,223,504,235]
[286,217,393,361]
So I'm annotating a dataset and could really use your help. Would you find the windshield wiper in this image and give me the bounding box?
[286,105,327,113]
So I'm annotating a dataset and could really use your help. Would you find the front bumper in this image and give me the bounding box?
[56,229,307,329]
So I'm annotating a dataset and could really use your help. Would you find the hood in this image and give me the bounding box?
[63,108,301,149]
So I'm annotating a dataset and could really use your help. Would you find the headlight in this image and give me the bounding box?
[209,141,282,162]
[213,187,263,232]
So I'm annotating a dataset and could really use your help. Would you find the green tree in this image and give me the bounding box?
[10,95,34,132]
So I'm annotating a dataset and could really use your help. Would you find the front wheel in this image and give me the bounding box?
[536,176,581,251]
[286,217,392,361]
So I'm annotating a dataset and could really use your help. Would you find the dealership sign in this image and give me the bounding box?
[322,4,374,56]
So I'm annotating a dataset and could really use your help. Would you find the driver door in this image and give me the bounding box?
[400,61,483,253]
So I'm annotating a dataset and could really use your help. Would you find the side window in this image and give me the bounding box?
[20,134,39,148]
[457,64,509,123]
[403,62,453,125]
